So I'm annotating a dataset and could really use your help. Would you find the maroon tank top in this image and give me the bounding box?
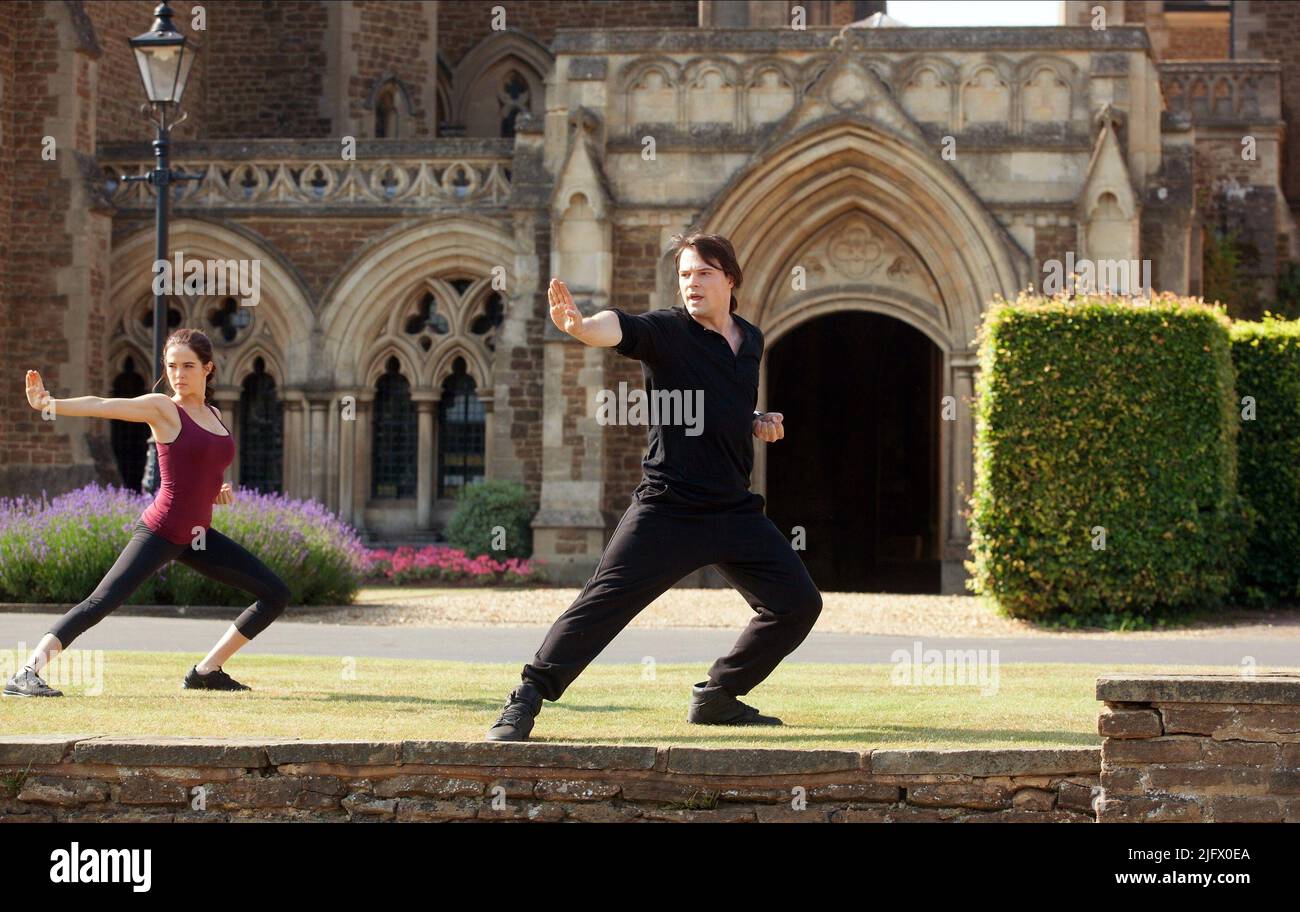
[140,400,236,545]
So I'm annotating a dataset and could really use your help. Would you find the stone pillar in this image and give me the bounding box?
[1096,673,1300,823]
[282,392,308,499]
[213,391,240,485]
[531,325,611,585]
[414,394,436,530]
[352,394,374,530]
[338,391,358,525]
[941,358,977,595]
[308,398,329,505]
[325,395,340,513]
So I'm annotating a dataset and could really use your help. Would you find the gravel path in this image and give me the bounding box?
[296,587,1300,640]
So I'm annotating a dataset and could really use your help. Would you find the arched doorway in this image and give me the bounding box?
[765,311,942,592]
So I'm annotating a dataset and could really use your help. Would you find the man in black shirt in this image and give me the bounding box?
[487,233,823,741]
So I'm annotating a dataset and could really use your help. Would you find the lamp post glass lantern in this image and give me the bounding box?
[126,3,202,494]
[129,3,195,105]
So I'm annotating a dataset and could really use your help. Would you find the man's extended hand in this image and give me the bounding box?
[753,412,784,443]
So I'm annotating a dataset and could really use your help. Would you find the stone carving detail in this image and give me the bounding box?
[105,158,512,210]
[961,65,1010,127]
[620,47,1085,137]
[775,215,939,317]
[828,223,885,278]
[1160,62,1280,123]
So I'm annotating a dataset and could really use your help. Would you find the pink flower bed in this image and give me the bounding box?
[364,545,546,585]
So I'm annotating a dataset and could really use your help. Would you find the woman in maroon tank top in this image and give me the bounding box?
[5,329,292,698]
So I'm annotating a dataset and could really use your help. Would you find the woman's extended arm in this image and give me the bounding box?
[26,370,169,423]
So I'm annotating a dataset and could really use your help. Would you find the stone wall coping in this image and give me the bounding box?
[0,735,1100,778]
[551,25,1151,54]
[1097,673,1300,706]
[96,138,514,161]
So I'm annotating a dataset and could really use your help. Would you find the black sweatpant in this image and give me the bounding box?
[47,518,291,648]
[522,490,823,701]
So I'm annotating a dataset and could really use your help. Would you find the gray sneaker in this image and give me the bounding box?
[3,667,63,697]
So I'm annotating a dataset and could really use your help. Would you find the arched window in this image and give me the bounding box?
[372,356,417,499]
[239,357,283,494]
[375,83,400,138]
[500,69,530,138]
[437,357,485,498]
[110,356,150,491]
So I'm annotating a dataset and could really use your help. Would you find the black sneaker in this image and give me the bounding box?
[485,683,544,741]
[182,665,251,691]
[3,667,63,697]
[687,680,782,725]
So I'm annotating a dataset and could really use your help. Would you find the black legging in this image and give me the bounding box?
[47,518,291,648]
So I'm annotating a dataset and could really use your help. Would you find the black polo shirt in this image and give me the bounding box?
[608,305,764,508]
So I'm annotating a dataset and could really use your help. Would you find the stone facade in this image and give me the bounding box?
[1,1,1296,593]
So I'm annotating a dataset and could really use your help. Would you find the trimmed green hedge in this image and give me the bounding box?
[967,293,1250,620]
[1229,315,1300,602]
[444,479,537,560]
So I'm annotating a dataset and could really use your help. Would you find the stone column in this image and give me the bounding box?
[213,391,240,485]
[352,394,374,530]
[308,398,329,505]
[325,394,340,513]
[281,392,308,499]
[338,391,358,525]
[942,357,977,596]
[414,394,436,530]
[531,324,611,585]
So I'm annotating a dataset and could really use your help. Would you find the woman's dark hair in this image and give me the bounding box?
[669,232,743,313]
[152,328,217,405]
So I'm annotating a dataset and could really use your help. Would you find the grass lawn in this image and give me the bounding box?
[0,654,1263,750]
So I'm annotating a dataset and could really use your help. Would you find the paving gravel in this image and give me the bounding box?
[299,586,1300,640]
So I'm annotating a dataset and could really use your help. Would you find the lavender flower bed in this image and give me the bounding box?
[0,484,370,606]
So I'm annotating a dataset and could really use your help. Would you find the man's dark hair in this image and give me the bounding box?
[669,232,743,313]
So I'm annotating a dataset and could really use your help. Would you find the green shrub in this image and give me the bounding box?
[1274,261,1300,320]
[967,292,1250,620]
[444,479,536,560]
[1229,315,1300,603]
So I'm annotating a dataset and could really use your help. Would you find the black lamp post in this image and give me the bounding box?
[125,3,203,494]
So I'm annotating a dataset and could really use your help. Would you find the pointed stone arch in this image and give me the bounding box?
[361,342,422,390]
[700,116,1027,351]
[366,74,415,139]
[108,218,314,390]
[228,343,288,390]
[320,215,515,390]
[431,343,492,395]
[451,29,551,137]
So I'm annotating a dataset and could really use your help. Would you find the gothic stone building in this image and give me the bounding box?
[0,0,1296,594]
